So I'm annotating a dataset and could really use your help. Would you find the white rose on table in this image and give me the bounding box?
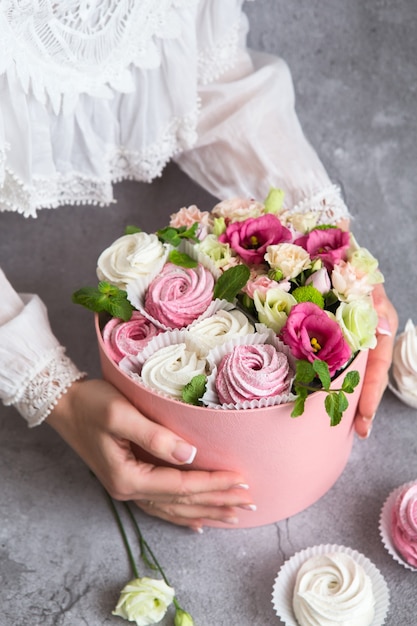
[97,232,168,289]
[265,243,311,279]
[112,577,175,626]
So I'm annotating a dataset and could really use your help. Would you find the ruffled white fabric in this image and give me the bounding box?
[0,0,350,426]
[0,272,84,426]
[0,0,248,217]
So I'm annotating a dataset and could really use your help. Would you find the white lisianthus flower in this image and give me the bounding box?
[332,261,373,302]
[197,234,236,269]
[265,243,311,279]
[253,288,297,333]
[112,577,175,626]
[211,197,264,221]
[346,238,385,285]
[336,298,378,351]
[97,232,168,289]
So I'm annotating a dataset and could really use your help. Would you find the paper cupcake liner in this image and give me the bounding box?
[379,480,417,572]
[202,331,296,410]
[272,544,390,626]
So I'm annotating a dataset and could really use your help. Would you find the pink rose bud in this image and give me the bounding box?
[305,268,331,294]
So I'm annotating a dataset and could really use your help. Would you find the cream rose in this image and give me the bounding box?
[253,288,297,333]
[112,577,175,626]
[141,343,207,398]
[265,243,311,279]
[286,210,319,233]
[188,309,255,354]
[97,232,167,289]
[336,298,378,351]
[211,197,264,221]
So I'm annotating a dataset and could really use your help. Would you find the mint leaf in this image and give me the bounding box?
[213,265,250,302]
[156,223,200,247]
[72,281,133,321]
[295,360,316,385]
[168,249,198,268]
[342,370,360,393]
[291,384,308,417]
[325,391,349,426]
[182,375,207,406]
[156,226,182,247]
[125,225,142,235]
[312,360,331,390]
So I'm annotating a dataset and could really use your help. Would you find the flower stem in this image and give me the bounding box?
[105,492,140,579]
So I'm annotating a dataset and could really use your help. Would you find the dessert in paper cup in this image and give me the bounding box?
[74,190,383,527]
[271,544,390,626]
[388,319,417,409]
[379,480,417,571]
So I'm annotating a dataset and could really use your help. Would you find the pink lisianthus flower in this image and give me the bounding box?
[294,228,350,271]
[281,302,352,376]
[219,214,292,265]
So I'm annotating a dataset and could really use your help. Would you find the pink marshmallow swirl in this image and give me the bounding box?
[102,311,161,364]
[391,482,417,568]
[215,344,292,405]
[144,262,214,329]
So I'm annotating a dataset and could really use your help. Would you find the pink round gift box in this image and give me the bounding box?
[95,314,368,528]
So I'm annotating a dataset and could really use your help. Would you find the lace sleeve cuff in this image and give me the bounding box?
[5,347,85,427]
[0,292,85,427]
[289,184,350,225]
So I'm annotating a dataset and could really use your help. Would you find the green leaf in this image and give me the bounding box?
[181,375,207,406]
[178,222,200,242]
[72,281,133,321]
[325,391,349,426]
[342,370,360,393]
[295,360,316,385]
[291,390,307,417]
[312,360,331,390]
[213,264,250,302]
[264,187,285,214]
[125,225,142,235]
[168,249,198,268]
[156,226,182,247]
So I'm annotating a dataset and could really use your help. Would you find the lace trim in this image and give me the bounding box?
[197,17,243,85]
[1,0,198,112]
[3,347,85,427]
[0,107,200,217]
[289,184,350,225]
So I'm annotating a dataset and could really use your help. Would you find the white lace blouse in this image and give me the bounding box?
[0,0,350,426]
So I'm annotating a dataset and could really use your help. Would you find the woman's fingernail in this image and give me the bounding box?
[173,442,197,464]
[358,424,372,440]
[224,516,239,525]
[191,526,204,534]
[235,483,250,490]
[362,413,376,423]
[377,317,392,336]
[238,504,257,512]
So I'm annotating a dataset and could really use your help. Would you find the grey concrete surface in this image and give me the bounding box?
[1,1,416,624]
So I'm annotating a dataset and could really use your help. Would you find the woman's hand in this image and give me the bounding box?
[354,283,398,438]
[46,379,255,531]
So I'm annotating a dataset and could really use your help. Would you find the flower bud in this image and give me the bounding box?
[175,608,195,626]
